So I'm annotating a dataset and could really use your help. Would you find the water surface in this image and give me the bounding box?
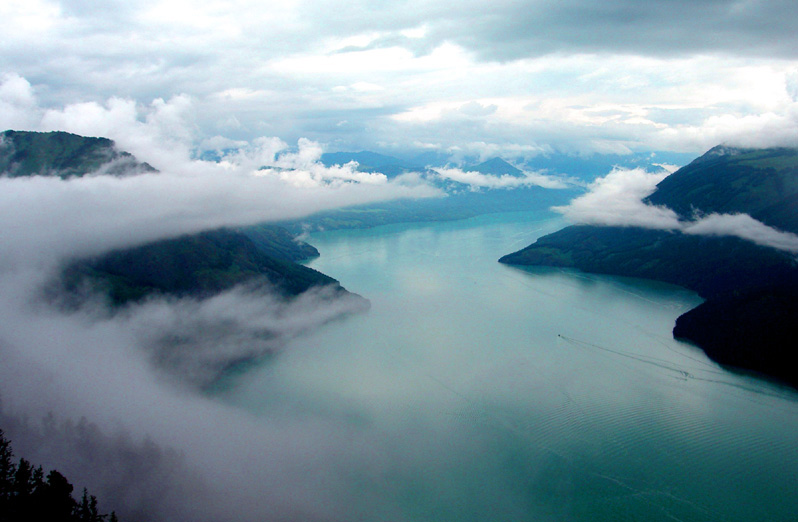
[221,211,798,521]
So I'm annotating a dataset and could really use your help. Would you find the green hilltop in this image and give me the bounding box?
[0,130,156,178]
[61,229,340,306]
[645,146,798,233]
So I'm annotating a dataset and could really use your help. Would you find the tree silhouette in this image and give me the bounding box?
[0,429,116,522]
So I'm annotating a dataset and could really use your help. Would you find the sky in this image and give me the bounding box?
[2,0,798,159]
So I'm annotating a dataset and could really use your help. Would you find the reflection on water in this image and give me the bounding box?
[220,211,798,522]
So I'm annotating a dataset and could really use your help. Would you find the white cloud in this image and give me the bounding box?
[0,83,442,271]
[554,167,681,229]
[2,1,798,157]
[0,73,40,130]
[787,69,798,102]
[684,212,798,253]
[655,108,798,152]
[433,167,569,190]
[555,167,798,254]
[0,266,375,521]
[0,75,443,520]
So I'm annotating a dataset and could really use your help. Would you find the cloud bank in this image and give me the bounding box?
[553,167,680,229]
[0,267,380,521]
[0,81,443,520]
[555,167,798,253]
[0,79,440,270]
[432,166,569,190]
[4,0,798,157]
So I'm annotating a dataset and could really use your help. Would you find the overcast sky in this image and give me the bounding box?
[2,0,798,158]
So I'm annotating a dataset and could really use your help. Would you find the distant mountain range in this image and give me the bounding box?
[321,148,695,181]
[1,130,350,306]
[501,146,798,387]
[319,152,528,177]
[296,155,579,231]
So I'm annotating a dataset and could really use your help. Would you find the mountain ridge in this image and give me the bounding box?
[500,145,798,387]
[0,129,352,306]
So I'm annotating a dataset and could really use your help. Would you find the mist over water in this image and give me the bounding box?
[2,208,796,521]
[219,211,798,522]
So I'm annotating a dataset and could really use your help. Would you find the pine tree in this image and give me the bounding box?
[0,430,15,517]
[76,488,103,522]
[0,429,117,522]
[40,470,76,521]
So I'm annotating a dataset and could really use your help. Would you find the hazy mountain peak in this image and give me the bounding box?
[465,157,522,175]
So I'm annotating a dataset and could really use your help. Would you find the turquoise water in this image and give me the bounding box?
[222,211,798,521]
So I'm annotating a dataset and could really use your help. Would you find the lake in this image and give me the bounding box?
[219,210,798,521]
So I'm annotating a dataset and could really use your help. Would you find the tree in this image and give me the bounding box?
[38,470,76,521]
[76,488,101,522]
[0,430,15,513]
[0,429,117,522]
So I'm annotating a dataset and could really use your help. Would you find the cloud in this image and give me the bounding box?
[787,69,798,102]
[101,283,370,387]
[0,165,437,271]
[3,3,798,158]
[458,101,498,117]
[0,79,441,521]
[654,107,798,152]
[554,167,681,229]
[426,0,798,62]
[0,86,441,270]
[0,73,40,130]
[432,167,569,190]
[683,212,798,253]
[0,85,439,516]
[555,166,798,253]
[0,267,377,521]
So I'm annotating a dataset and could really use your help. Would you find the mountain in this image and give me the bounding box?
[645,146,798,233]
[500,226,798,299]
[521,150,696,182]
[320,151,423,178]
[0,130,156,178]
[240,224,319,262]
[283,155,579,232]
[60,229,343,305]
[465,157,523,176]
[672,282,798,385]
[322,148,697,181]
[500,145,798,387]
[1,129,351,305]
